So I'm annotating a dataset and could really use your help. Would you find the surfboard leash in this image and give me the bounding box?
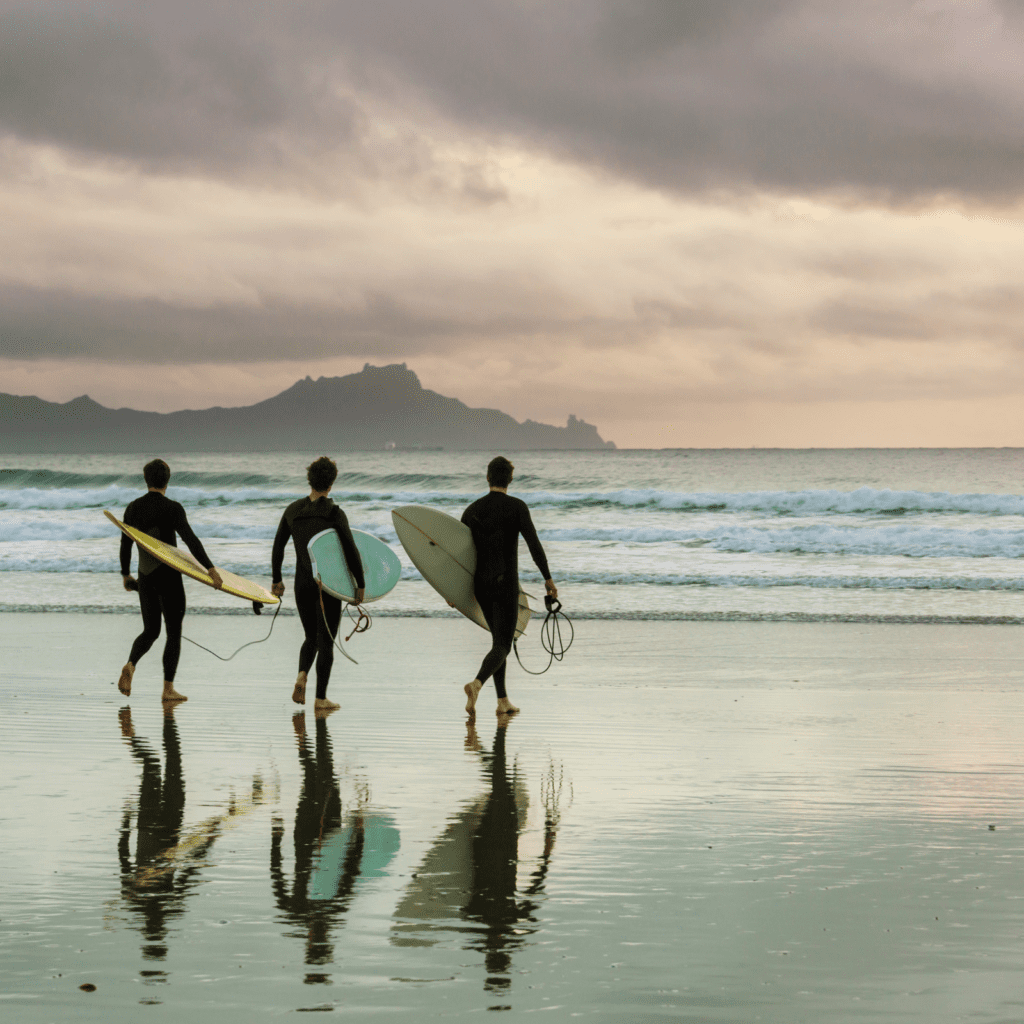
[181,599,283,662]
[513,596,574,675]
[317,576,370,665]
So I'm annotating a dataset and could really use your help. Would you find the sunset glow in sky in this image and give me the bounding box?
[4,0,1024,448]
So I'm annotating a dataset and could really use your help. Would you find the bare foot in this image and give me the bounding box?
[162,684,188,703]
[496,697,519,716]
[118,706,134,738]
[117,662,134,697]
[464,679,483,715]
[314,698,339,719]
[292,672,307,706]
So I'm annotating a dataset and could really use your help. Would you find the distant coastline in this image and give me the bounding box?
[0,363,615,453]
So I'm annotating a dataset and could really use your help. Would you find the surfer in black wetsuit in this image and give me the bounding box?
[271,456,365,714]
[461,456,557,717]
[117,459,223,703]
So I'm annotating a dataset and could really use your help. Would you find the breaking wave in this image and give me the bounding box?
[4,481,1024,517]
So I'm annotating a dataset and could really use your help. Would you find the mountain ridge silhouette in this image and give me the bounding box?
[0,363,616,453]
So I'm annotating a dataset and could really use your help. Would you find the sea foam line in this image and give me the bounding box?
[5,484,1024,516]
[2,604,1023,626]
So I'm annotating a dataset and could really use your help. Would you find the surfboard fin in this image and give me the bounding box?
[252,601,264,615]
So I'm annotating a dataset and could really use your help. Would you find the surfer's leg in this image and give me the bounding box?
[491,597,519,714]
[492,661,508,700]
[123,573,162,694]
[158,571,188,702]
[474,587,519,713]
[294,580,319,684]
[313,591,342,710]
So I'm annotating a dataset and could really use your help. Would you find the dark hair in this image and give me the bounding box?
[143,458,171,490]
[307,456,338,493]
[486,456,514,489]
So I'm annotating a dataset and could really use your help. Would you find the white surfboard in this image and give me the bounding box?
[307,529,402,604]
[391,505,530,638]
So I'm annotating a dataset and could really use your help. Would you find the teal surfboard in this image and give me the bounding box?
[307,528,402,603]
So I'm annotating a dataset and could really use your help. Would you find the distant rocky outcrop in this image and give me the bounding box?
[0,363,616,452]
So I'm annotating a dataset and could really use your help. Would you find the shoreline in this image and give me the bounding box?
[4,603,1024,625]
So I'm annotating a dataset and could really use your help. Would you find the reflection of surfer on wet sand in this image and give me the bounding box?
[116,459,223,704]
[271,713,398,984]
[117,706,215,962]
[392,720,565,999]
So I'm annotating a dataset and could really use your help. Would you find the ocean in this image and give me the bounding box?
[3,447,1024,622]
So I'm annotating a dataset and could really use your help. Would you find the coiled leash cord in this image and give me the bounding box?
[513,596,574,675]
[318,576,371,665]
[182,599,283,662]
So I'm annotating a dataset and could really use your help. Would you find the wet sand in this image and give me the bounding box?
[3,613,1024,1021]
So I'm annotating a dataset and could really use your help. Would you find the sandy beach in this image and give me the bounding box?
[3,612,1024,1021]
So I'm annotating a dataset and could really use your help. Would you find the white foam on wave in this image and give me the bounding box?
[543,523,1024,558]
[521,486,1024,516]
[7,516,1024,559]
[5,482,1024,516]
[0,553,424,581]
[0,484,297,511]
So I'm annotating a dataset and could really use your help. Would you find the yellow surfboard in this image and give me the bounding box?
[105,510,279,605]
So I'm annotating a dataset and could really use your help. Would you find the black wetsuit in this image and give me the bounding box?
[461,491,551,699]
[272,497,365,700]
[119,492,214,682]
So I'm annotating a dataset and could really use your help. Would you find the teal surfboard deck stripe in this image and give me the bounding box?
[307,529,402,603]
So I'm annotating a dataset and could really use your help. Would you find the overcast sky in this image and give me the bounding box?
[3,0,1024,447]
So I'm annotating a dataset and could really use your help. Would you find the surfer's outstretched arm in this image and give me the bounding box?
[174,506,223,588]
[518,503,553,585]
[119,528,135,578]
[271,512,291,589]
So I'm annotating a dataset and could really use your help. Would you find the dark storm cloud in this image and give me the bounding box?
[325,0,1024,202]
[0,2,359,169]
[3,1,1024,201]
[0,283,590,363]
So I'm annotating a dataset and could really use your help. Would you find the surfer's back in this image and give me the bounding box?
[272,496,364,589]
[462,491,550,586]
[121,491,213,573]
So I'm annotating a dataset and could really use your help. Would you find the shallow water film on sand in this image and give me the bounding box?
[4,617,1024,1022]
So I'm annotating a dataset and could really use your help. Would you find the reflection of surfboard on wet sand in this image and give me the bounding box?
[391,505,530,638]
[104,509,279,605]
[308,813,400,901]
